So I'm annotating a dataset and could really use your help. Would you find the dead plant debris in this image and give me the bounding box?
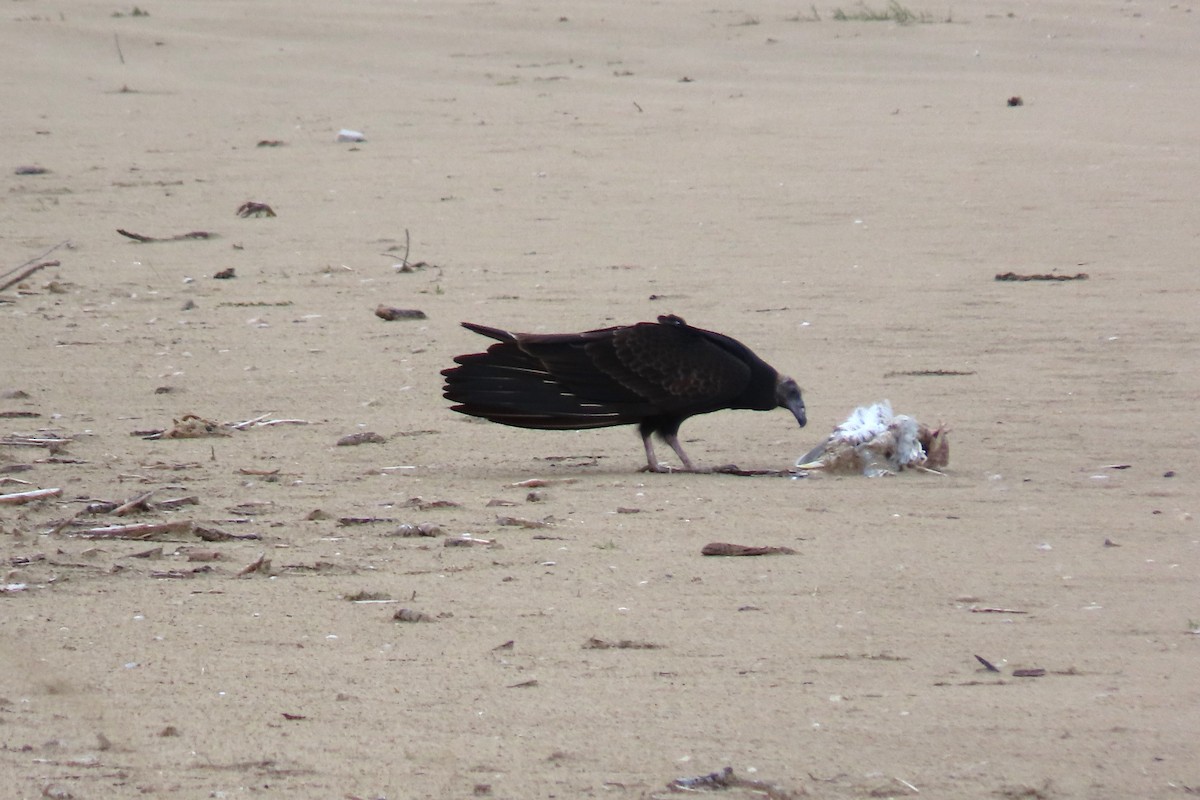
[495,515,552,529]
[375,305,428,321]
[401,497,461,511]
[393,607,434,623]
[236,201,276,218]
[583,637,662,650]
[666,766,800,799]
[117,228,216,243]
[995,271,1088,282]
[336,431,387,446]
[701,542,796,556]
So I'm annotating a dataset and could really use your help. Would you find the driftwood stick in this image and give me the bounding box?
[0,240,69,282]
[0,487,63,505]
[117,228,216,243]
[155,495,200,510]
[0,260,60,293]
[74,520,195,540]
[113,489,156,516]
[229,413,272,431]
[0,435,73,448]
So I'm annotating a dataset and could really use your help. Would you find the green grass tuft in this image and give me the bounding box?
[831,1,940,24]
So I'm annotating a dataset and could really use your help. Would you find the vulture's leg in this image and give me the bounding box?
[641,431,668,473]
[640,423,698,473]
[663,432,698,472]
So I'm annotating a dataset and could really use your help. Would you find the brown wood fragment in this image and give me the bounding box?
[970,607,1028,614]
[236,552,272,576]
[117,228,216,243]
[128,546,163,559]
[995,271,1088,282]
[76,520,194,540]
[1012,668,1046,678]
[507,679,538,689]
[155,495,200,510]
[495,515,551,529]
[974,654,1002,673]
[374,305,428,321]
[0,260,60,293]
[150,569,193,579]
[113,490,156,516]
[151,565,214,578]
[193,526,259,541]
[338,516,399,526]
[709,465,795,477]
[227,501,273,516]
[582,637,661,650]
[701,542,797,556]
[401,497,460,511]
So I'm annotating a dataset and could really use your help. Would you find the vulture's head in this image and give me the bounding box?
[775,376,807,427]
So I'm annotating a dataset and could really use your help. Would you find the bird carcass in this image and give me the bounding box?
[795,401,949,476]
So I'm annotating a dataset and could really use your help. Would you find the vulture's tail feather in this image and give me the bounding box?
[443,344,644,430]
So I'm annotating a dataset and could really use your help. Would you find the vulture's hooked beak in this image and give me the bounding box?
[776,376,807,428]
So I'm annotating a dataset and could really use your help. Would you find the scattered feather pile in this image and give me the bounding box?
[795,401,949,477]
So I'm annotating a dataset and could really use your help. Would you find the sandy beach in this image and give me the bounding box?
[3,1,1199,797]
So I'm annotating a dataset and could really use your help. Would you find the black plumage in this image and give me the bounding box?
[441,314,807,472]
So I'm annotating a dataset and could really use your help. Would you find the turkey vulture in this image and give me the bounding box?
[441,315,807,472]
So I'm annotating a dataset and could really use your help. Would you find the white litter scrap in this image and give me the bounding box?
[796,400,949,477]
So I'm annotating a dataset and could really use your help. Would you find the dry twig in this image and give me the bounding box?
[701,542,797,556]
[117,228,216,243]
[0,240,70,291]
[73,520,195,540]
[0,487,62,505]
[0,260,60,293]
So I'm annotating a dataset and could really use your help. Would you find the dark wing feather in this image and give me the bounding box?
[442,327,659,429]
[582,322,752,412]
